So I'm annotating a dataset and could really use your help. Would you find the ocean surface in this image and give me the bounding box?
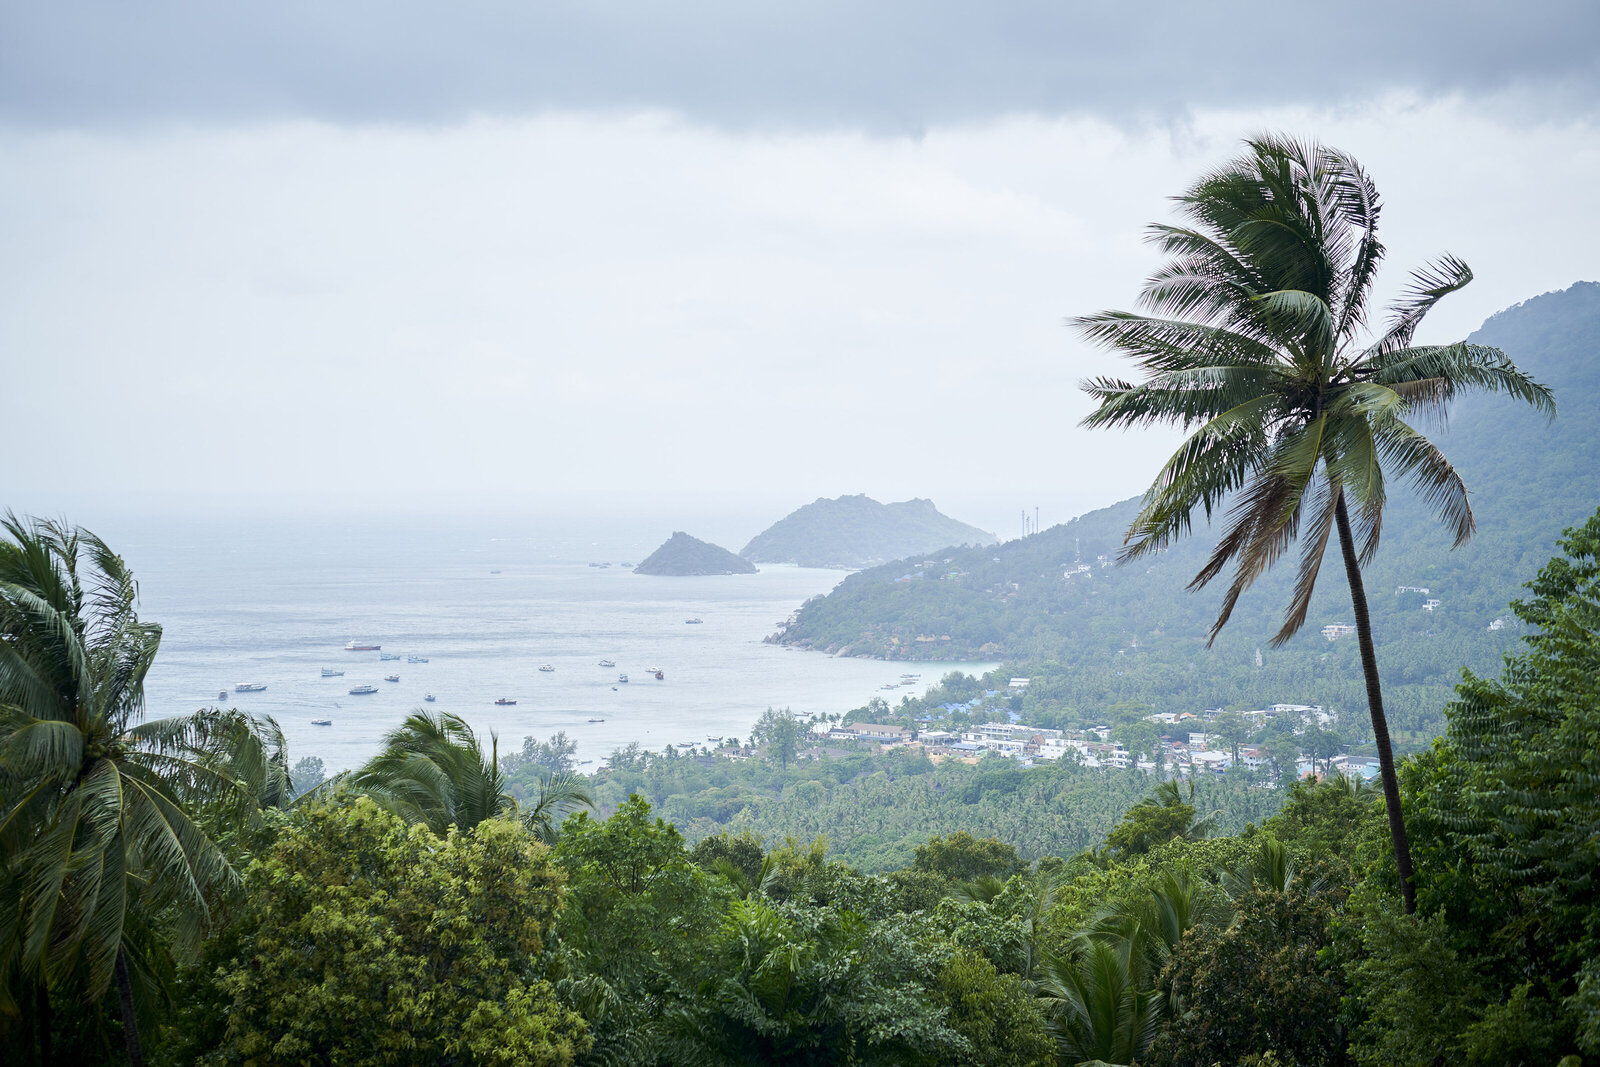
[98,514,995,772]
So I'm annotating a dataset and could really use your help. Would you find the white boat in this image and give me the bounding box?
[538,664,555,672]
[321,668,344,677]
[598,659,616,667]
[384,674,400,683]
[349,685,378,695]
[310,718,332,726]
[424,693,436,703]
[685,617,703,624]
[407,655,429,663]
[380,652,403,661]
[618,673,629,684]
[235,683,267,693]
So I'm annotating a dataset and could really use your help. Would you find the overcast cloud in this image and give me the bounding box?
[3,3,1597,539]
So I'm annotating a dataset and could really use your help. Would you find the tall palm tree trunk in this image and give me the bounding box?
[114,947,144,1067]
[1334,496,1418,914]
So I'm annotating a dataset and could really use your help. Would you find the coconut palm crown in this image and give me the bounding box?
[1075,135,1554,913]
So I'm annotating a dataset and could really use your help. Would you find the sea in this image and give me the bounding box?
[95,513,996,773]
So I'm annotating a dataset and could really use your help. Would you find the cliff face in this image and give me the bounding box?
[634,532,758,576]
[741,495,996,569]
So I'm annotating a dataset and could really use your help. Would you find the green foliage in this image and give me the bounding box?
[1104,780,1215,859]
[929,949,1055,1067]
[197,798,587,1065]
[912,831,1024,882]
[1151,886,1349,1067]
[750,707,803,770]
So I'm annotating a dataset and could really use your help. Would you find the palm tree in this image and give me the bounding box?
[1075,135,1554,913]
[0,516,267,1065]
[350,710,591,841]
[1037,938,1162,1066]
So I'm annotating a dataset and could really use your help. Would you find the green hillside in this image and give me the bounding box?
[741,495,996,569]
[634,531,758,576]
[774,282,1600,744]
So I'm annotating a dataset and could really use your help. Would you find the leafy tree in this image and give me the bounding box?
[289,755,325,797]
[503,730,578,777]
[927,948,1057,1067]
[350,710,590,841]
[1151,885,1348,1067]
[0,517,275,1066]
[1075,135,1554,912]
[1105,780,1216,858]
[912,831,1024,882]
[1037,937,1162,1067]
[1211,711,1250,763]
[198,798,587,1065]
[751,706,803,770]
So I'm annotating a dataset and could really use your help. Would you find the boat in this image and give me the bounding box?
[588,717,606,723]
[578,759,593,765]
[321,668,344,677]
[424,693,436,703]
[235,683,267,692]
[707,735,722,741]
[618,673,629,684]
[310,718,332,726]
[538,664,555,672]
[490,569,501,574]
[345,640,380,651]
[685,617,703,624]
[349,685,379,695]
[495,698,517,706]
[654,670,665,680]
[380,652,403,661]
[218,690,227,701]
[598,659,616,668]
[407,655,429,663]
[384,674,400,682]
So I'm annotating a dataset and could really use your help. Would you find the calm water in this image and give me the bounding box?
[99,514,994,771]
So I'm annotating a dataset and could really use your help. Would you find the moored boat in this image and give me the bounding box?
[380,652,403,661]
[321,668,344,677]
[345,640,380,651]
[384,674,400,682]
[424,693,436,703]
[685,617,703,624]
[598,659,616,667]
[654,670,665,680]
[538,664,555,672]
[495,698,517,705]
[407,655,429,663]
[235,683,267,693]
[310,718,332,726]
[349,684,379,695]
[618,673,629,684]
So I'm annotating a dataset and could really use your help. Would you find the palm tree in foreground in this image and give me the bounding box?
[1075,135,1554,913]
[351,710,592,841]
[0,516,277,1065]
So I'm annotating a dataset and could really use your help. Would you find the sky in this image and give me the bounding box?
[4,2,1598,542]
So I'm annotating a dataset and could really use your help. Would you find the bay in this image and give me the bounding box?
[99,513,995,771]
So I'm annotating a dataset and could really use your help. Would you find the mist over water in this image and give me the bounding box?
[99,513,994,771]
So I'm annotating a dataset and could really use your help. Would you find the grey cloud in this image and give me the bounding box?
[2,0,1597,130]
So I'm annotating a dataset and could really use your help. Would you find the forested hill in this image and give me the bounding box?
[634,531,758,576]
[773,282,1600,743]
[741,494,996,569]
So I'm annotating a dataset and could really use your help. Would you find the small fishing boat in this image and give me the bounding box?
[384,674,400,683]
[684,617,703,624]
[310,718,332,726]
[235,683,267,693]
[495,698,517,706]
[321,668,344,677]
[407,655,429,664]
[538,664,555,672]
[345,640,380,651]
[218,690,227,701]
[598,659,616,667]
[380,652,403,661]
[588,717,606,723]
[618,673,629,684]
[424,693,436,703]
[349,685,379,695]
[654,670,665,681]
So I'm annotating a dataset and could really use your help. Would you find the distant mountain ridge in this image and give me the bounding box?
[740,495,996,569]
[634,532,757,576]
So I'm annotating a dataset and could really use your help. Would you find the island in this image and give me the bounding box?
[740,494,996,569]
[633,531,758,576]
